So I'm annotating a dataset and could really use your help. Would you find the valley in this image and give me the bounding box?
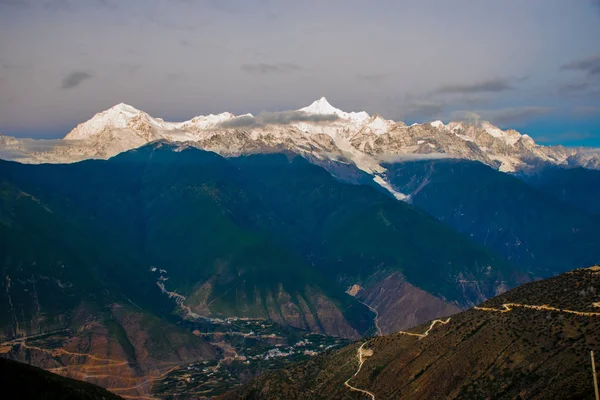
[0,314,349,399]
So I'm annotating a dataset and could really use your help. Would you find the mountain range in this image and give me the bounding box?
[1,97,599,201]
[1,98,599,398]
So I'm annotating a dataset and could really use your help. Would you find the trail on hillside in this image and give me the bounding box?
[474,303,600,317]
[344,340,376,400]
[344,317,451,399]
[0,334,183,400]
[397,318,451,340]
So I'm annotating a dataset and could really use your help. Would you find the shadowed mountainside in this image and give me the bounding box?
[226,266,600,400]
[0,357,124,400]
[383,159,600,277]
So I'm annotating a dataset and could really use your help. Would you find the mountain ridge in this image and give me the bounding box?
[1,98,598,201]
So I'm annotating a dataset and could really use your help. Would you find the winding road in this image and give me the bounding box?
[474,303,600,317]
[344,340,376,400]
[398,318,451,340]
[344,317,451,399]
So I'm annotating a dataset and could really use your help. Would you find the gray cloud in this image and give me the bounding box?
[434,78,513,94]
[0,136,84,161]
[217,115,257,128]
[402,101,445,120]
[561,53,600,76]
[376,153,452,163]
[559,81,595,94]
[240,63,301,74]
[61,71,93,89]
[217,111,338,128]
[451,107,552,126]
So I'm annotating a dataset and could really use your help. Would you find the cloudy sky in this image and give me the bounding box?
[1,0,599,146]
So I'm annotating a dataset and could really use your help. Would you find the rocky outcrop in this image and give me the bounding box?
[185,282,362,339]
[359,272,461,334]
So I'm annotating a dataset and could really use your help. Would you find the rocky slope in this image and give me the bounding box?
[226,266,600,400]
[1,98,598,199]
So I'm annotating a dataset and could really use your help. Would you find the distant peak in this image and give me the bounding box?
[315,96,331,105]
[108,103,142,114]
[299,97,342,115]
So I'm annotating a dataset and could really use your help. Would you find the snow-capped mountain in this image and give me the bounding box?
[0,97,597,200]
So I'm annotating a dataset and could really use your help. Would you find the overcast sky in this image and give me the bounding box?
[1,0,599,146]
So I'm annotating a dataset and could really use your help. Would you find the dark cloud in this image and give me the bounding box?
[559,81,595,94]
[217,115,257,128]
[434,78,513,94]
[452,106,552,126]
[402,101,445,120]
[61,71,93,89]
[561,53,600,76]
[240,63,302,74]
[376,153,452,163]
[216,111,338,128]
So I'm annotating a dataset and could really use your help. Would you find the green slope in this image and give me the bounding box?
[0,143,526,340]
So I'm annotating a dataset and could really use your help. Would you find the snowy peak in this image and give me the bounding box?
[480,121,522,146]
[8,97,599,183]
[109,103,143,115]
[299,97,370,122]
[430,120,446,129]
[182,112,237,129]
[64,103,151,140]
[299,97,341,115]
[366,114,393,135]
